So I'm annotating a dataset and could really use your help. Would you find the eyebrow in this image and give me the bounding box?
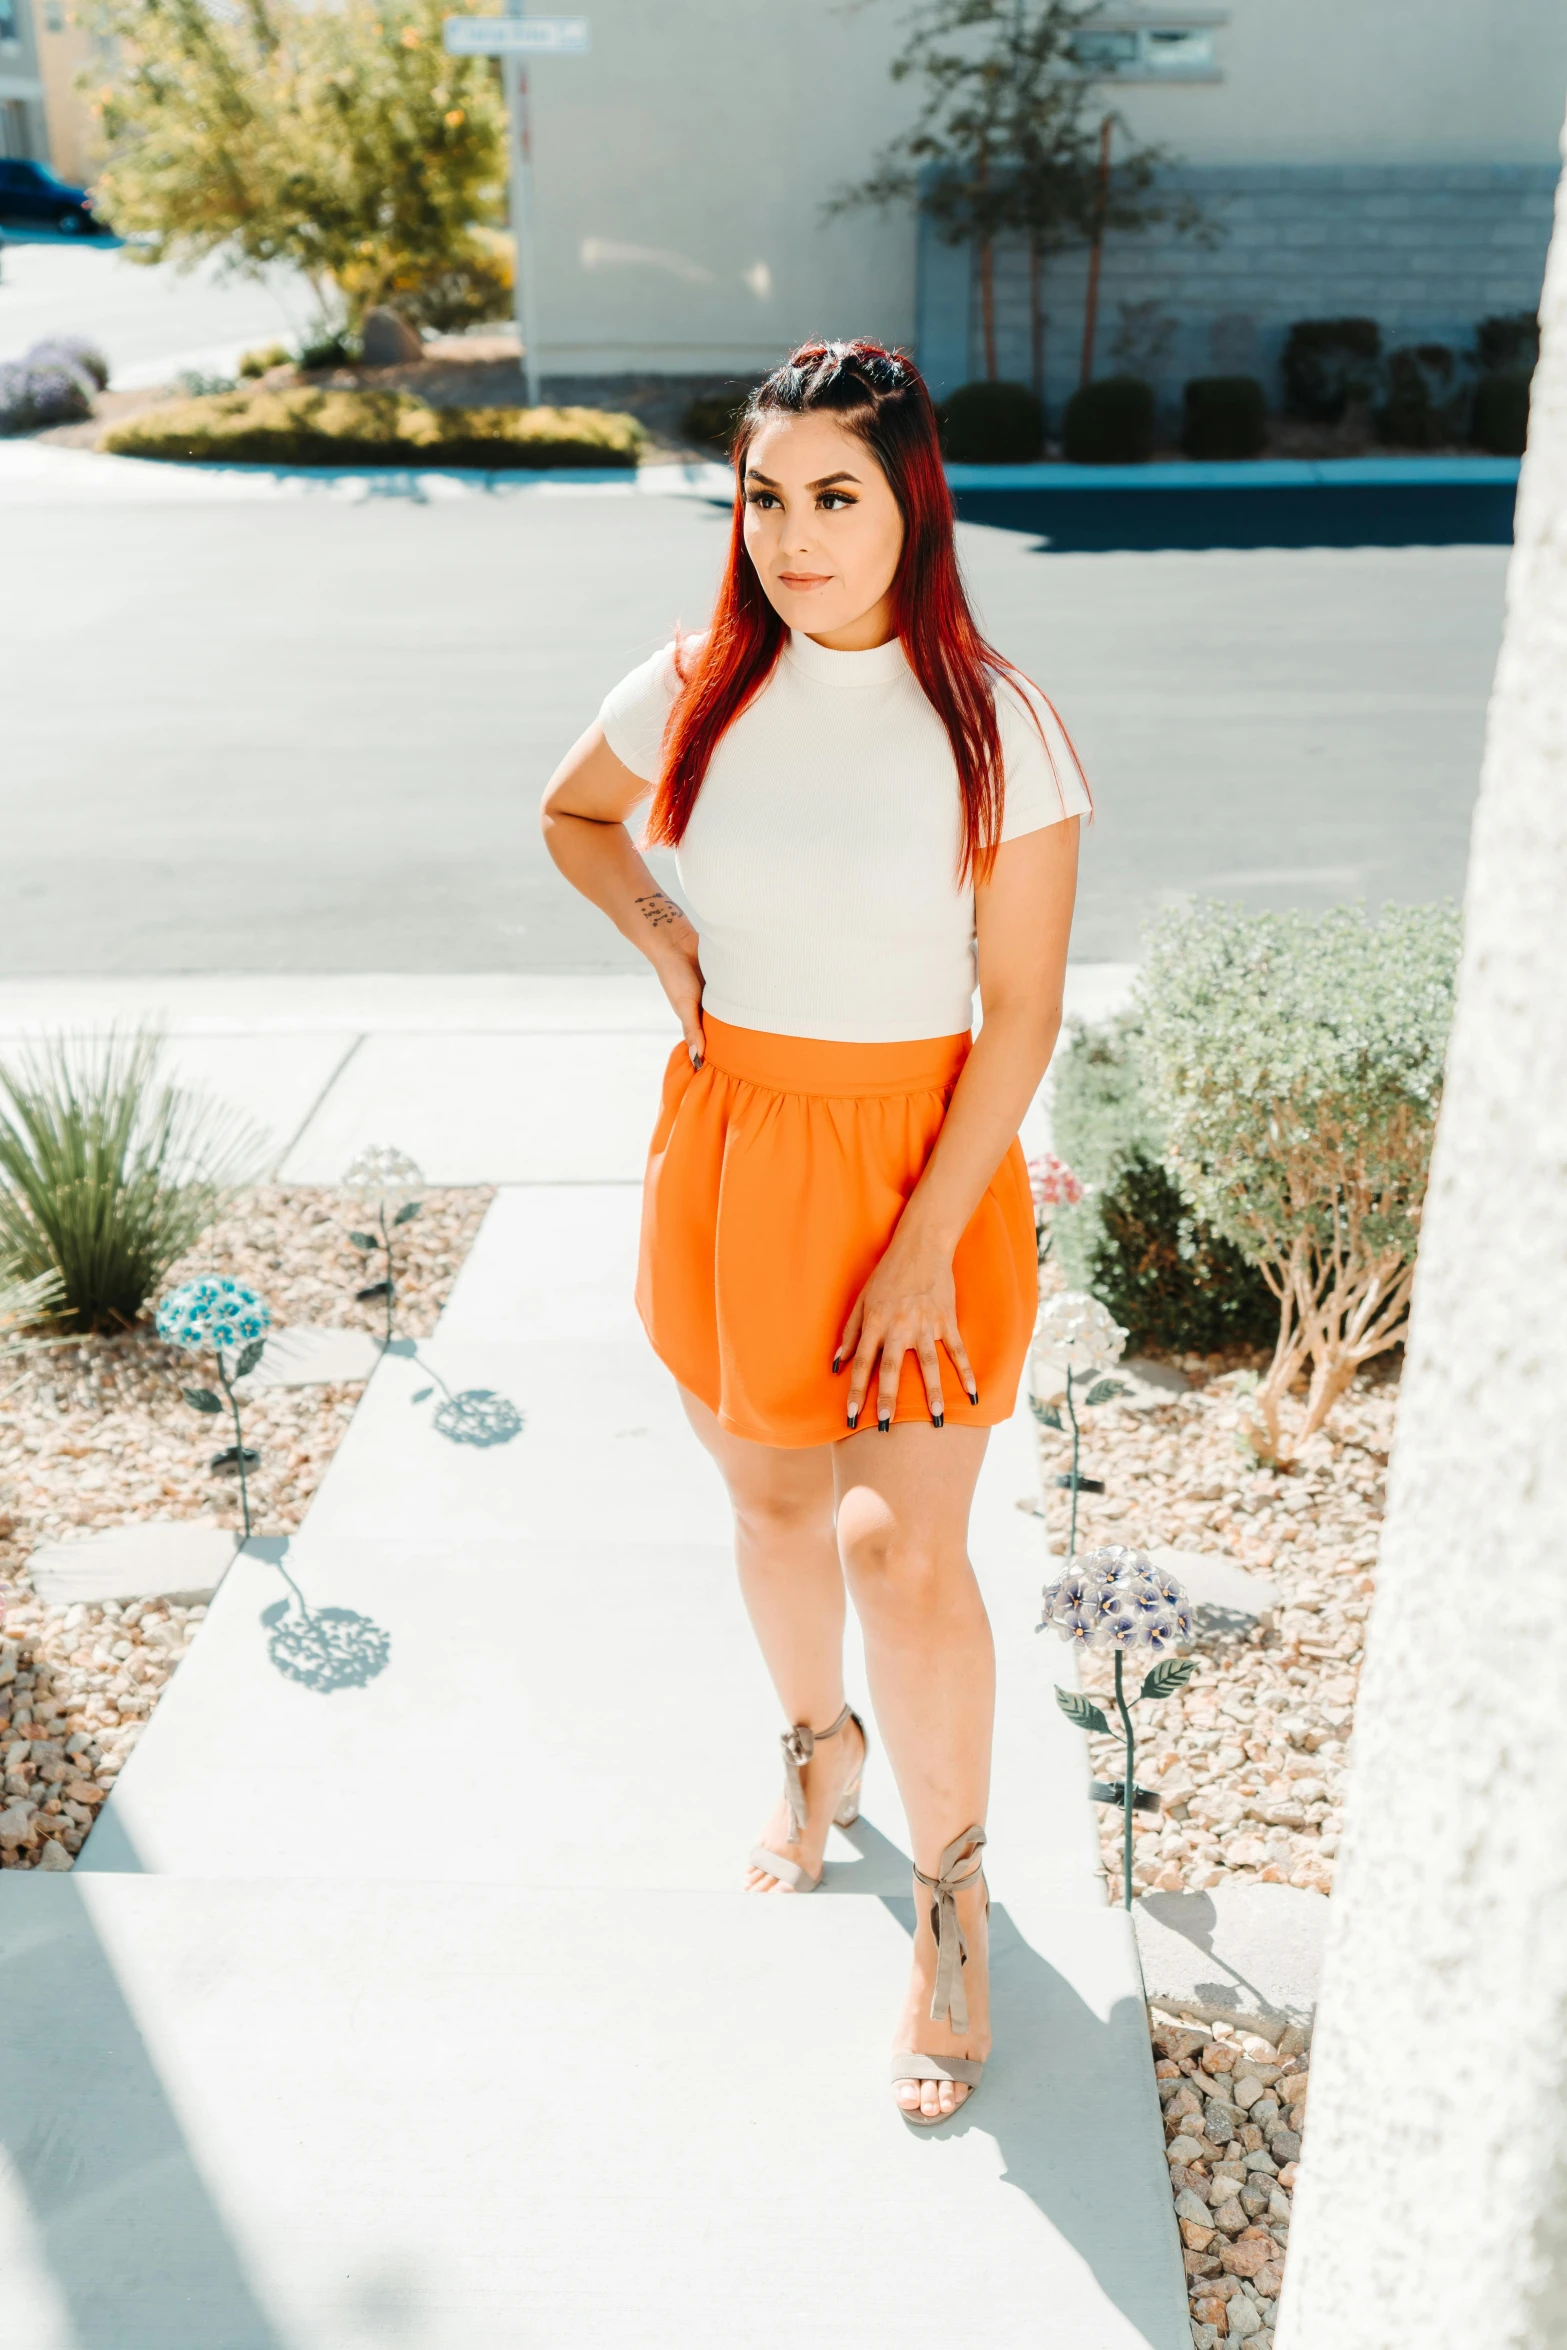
[745,467,863,490]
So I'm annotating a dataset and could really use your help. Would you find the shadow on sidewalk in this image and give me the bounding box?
[830,1815,1185,2347]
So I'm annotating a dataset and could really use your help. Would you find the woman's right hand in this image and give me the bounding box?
[650,925,707,1069]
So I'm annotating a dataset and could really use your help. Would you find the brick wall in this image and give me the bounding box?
[916,165,1557,413]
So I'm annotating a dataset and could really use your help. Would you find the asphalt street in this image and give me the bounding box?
[1,485,1504,971]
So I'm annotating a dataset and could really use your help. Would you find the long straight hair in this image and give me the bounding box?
[644,338,1073,884]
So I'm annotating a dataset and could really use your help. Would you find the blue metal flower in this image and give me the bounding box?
[156,1277,271,1357]
[1127,1575,1167,1618]
[1142,1610,1181,1656]
[1058,1607,1097,1647]
[1099,1608,1144,1651]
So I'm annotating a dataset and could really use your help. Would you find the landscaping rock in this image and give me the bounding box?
[360,308,424,366]
[27,1522,237,1608]
[1134,1881,1329,2045]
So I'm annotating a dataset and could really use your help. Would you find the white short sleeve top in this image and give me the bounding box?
[598,628,1089,1044]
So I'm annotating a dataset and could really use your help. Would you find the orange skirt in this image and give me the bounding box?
[636,1015,1039,1448]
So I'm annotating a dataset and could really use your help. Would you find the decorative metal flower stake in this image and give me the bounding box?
[1025,1152,1083,1267]
[156,1278,272,1541]
[1030,1290,1130,1557]
[1040,1546,1196,1910]
[342,1146,424,1347]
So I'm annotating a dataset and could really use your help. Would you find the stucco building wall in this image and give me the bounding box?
[1275,99,1567,2350]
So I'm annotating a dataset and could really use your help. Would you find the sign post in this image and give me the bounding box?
[441,11,590,406]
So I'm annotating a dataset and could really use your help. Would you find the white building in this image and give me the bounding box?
[0,0,48,164]
[521,0,1567,401]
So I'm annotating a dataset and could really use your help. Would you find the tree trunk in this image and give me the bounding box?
[1029,239,1045,403]
[1277,100,1567,2350]
[979,239,997,380]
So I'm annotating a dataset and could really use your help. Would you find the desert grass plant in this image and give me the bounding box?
[0,1030,265,1334]
[1139,900,1461,1464]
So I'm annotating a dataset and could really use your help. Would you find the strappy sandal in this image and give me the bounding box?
[891,1825,989,2125]
[747,1700,867,1892]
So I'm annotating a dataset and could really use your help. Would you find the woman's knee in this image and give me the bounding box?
[838,1510,948,1621]
[732,1478,835,1549]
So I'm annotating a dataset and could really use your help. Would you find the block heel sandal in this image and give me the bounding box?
[747,1700,867,1893]
[892,1825,989,2125]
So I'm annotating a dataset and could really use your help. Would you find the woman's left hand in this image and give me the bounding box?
[835,1223,977,1432]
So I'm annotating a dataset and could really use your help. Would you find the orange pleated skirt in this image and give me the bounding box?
[636,1015,1039,1447]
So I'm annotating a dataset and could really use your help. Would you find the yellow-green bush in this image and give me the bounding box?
[101,389,646,469]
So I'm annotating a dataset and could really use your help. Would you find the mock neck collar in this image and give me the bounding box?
[784,629,908,685]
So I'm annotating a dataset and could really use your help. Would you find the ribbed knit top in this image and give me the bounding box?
[598,628,1090,1044]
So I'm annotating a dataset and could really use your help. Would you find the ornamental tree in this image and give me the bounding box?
[87,0,509,333]
[1139,901,1461,1464]
[832,0,1196,387]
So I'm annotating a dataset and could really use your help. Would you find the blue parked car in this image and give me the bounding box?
[0,158,103,235]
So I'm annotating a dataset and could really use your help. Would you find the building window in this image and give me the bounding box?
[1070,23,1220,79]
[0,0,17,43]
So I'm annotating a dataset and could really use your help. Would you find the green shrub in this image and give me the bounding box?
[1179,376,1267,461]
[1139,901,1461,1463]
[101,388,648,469]
[238,343,291,379]
[1050,1014,1276,1355]
[384,238,513,334]
[1380,343,1460,449]
[681,387,751,454]
[1281,317,1382,423]
[1063,375,1154,465]
[1470,371,1531,458]
[297,328,361,373]
[1474,312,1538,374]
[939,379,1045,463]
[0,1031,264,1334]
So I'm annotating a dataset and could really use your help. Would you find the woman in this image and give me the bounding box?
[541,339,1086,2125]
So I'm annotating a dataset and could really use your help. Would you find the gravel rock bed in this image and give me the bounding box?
[0,1185,491,1871]
[1038,1359,1393,1901]
[1034,1341,1390,2344]
[1152,2008,1307,2347]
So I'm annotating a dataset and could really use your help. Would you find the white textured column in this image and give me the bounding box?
[1277,105,1567,2350]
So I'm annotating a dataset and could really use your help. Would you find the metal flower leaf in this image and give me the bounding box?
[392,1199,422,1226]
[1139,1657,1197,1701]
[1084,1377,1130,1407]
[350,1232,378,1251]
[1030,1397,1064,1430]
[1054,1684,1110,1735]
[182,1387,222,1413]
[235,1337,266,1379]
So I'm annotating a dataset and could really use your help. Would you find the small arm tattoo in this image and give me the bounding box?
[635,891,685,930]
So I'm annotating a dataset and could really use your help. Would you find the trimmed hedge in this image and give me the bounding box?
[1471,371,1531,458]
[101,388,647,468]
[1063,376,1154,466]
[1180,375,1267,460]
[681,386,750,454]
[940,379,1045,463]
[1281,317,1381,424]
[1050,1013,1276,1356]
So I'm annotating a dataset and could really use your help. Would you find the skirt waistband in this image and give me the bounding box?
[699,1016,971,1099]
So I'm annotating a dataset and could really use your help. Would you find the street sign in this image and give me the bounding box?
[442,15,589,54]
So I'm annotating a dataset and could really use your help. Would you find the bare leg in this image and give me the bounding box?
[679,1389,866,1891]
[834,1422,994,2122]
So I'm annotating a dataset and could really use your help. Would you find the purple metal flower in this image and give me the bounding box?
[1098,1608,1145,1651]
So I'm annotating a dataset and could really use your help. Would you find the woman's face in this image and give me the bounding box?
[741,412,905,651]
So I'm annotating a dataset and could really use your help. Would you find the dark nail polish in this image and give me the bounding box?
[968,1387,979,1405]
[933,1412,944,1429]
[832,1354,842,1374]
[847,1407,858,1429]
[878,1415,890,1433]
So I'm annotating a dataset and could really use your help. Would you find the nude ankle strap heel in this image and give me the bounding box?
[748,1700,867,1892]
[892,1825,989,2123]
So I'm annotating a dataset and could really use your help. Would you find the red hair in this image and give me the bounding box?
[644,338,1082,885]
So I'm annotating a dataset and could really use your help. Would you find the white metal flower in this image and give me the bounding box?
[1033,1290,1128,1379]
[1039,1546,1190,1654]
[342,1146,424,1208]
[156,1277,271,1357]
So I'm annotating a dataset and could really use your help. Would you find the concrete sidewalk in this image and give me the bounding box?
[0,975,1184,2350]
